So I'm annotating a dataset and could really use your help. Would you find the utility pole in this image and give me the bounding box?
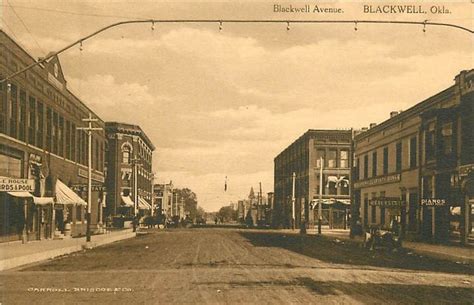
[292,172,296,230]
[151,172,155,217]
[318,157,323,235]
[259,182,262,226]
[77,113,102,243]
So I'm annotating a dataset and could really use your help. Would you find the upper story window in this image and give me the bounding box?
[122,145,131,164]
[372,151,377,177]
[395,142,402,172]
[340,150,349,168]
[383,147,389,175]
[409,136,417,168]
[315,149,325,168]
[425,122,436,161]
[327,149,337,168]
[441,122,453,155]
[363,155,369,179]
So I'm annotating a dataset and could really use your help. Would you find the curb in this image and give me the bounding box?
[0,231,136,271]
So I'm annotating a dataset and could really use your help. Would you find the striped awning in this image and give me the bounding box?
[121,196,134,207]
[138,196,151,210]
[7,191,33,198]
[55,179,87,205]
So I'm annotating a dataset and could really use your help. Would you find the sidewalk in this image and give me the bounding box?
[0,229,135,271]
[280,228,473,264]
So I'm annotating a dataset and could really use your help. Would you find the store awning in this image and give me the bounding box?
[7,191,33,198]
[33,196,54,205]
[138,196,151,210]
[55,179,87,205]
[121,196,134,207]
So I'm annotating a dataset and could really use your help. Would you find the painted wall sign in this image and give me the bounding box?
[354,173,401,189]
[78,168,105,183]
[369,197,405,207]
[0,177,35,192]
[70,184,106,192]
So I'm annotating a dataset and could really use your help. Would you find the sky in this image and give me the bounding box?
[0,0,472,211]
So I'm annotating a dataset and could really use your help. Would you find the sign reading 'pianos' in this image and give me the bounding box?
[0,177,35,192]
[420,199,447,206]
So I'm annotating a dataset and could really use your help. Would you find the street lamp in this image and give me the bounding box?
[318,157,323,235]
[77,113,102,243]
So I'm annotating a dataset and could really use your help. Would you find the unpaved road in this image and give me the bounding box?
[1,228,472,305]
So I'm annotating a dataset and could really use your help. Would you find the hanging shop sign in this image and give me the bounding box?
[369,197,406,207]
[0,177,35,192]
[354,174,401,189]
[420,198,447,206]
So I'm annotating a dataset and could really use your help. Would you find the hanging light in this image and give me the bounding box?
[354,21,358,31]
[79,41,83,51]
[286,21,290,31]
[151,21,155,31]
[219,21,223,32]
[423,20,427,33]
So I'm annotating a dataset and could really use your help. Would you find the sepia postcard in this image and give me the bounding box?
[0,0,472,304]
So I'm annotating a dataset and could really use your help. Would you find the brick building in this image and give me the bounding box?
[0,30,106,242]
[105,122,154,219]
[274,130,353,229]
[353,69,473,244]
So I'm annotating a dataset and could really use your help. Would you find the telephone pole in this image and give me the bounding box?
[318,157,323,235]
[259,182,262,226]
[77,113,102,243]
[291,172,296,230]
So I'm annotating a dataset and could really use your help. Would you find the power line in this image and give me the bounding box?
[0,18,472,84]
[0,16,20,41]
[0,4,148,20]
[5,0,45,54]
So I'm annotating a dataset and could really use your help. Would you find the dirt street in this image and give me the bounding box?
[1,228,472,305]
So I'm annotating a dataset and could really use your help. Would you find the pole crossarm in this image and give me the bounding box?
[0,19,472,84]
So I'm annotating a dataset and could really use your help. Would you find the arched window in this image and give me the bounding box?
[122,145,131,164]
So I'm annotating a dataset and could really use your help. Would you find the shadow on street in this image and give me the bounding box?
[239,231,473,275]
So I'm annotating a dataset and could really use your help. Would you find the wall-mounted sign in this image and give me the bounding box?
[78,168,105,183]
[0,177,35,192]
[369,197,405,207]
[421,198,447,206]
[354,174,401,189]
[70,184,106,192]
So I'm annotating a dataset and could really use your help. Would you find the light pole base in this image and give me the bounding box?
[318,219,322,235]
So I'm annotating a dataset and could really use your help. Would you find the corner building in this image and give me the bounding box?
[105,122,154,219]
[0,31,106,242]
[274,130,353,229]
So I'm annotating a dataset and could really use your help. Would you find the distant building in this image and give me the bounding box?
[353,69,474,244]
[0,30,106,242]
[153,182,173,217]
[274,130,353,229]
[105,122,154,218]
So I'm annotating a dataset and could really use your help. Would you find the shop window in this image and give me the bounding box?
[380,191,386,226]
[372,151,377,177]
[46,107,52,152]
[76,205,82,221]
[396,142,402,172]
[409,136,417,168]
[441,122,453,155]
